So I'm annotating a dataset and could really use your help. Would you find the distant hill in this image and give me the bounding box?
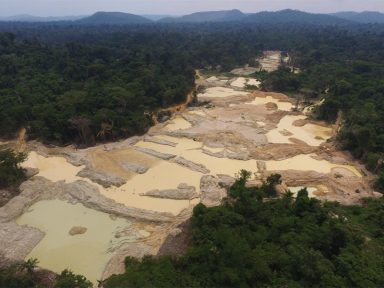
[243,9,351,25]
[159,9,245,23]
[0,14,85,22]
[76,12,152,25]
[2,9,383,25]
[331,11,384,23]
[142,14,175,21]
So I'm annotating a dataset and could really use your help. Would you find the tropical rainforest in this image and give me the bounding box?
[0,19,384,287]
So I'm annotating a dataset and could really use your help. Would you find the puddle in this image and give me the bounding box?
[16,200,135,284]
[266,154,361,177]
[101,160,201,215]
[266,115,332,146]
[22,152,84,183]
[135,135,257,177]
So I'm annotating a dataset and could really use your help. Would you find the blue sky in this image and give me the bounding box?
[0,0,383,17]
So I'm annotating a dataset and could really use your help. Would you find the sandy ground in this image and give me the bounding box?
[230,77,261,89]
[198,87,249,98]
[257,51,282,72]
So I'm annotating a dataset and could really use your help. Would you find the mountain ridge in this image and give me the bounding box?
[76,11,152,24]
[1,9,384,25]
[331,11,384,23]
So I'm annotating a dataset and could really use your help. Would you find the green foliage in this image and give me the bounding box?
[0,146,26,188]
[375,169,384,193]
[54,269,92,288]
[0,263,92,288]
[104,171,384,287]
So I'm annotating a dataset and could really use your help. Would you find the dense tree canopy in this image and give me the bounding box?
[104,171,384,287]
[0,146,26,189]
[0,22,383,152]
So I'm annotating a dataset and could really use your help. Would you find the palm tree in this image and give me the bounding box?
[19,258,39,277]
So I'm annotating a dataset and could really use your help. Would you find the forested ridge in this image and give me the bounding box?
[0,24,264,146]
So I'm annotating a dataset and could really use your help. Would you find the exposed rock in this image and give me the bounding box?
[250,143,316,161]
[141,184,198,200]
[25,167,39,178]
[170,228,182,237]
[121,162,148,174]
[121,136,142,146]
[0,221,44,261]
[217,174,236,189]
[77,168,126,188]
[102,243,154,281]
[266,102,278,110]
[144,136,177,147]
[200,175,227,207]
[4,177,175,223]
[0,189,12,207]
[275,182,289,195]
[133,147,176,160]
[173,157,210,174]
[62,181,175,222]
[203,148,250,161]
[245,179,263,188]
[372,192,383,199]
[0,196,36,223]
[69,226,87,236]
[257,161,267,173]
[157,220,190,257]
[62,152,88,166]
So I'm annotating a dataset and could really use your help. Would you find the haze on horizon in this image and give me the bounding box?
[0,0,383,17]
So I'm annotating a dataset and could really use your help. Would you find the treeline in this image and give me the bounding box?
[104,171,384,287]
[0,23,268,146]
[0,32,195,146]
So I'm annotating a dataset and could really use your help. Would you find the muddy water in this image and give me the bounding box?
[248,95,293,111]
[22,152,84,183]
[102,160,201,215]
[266,115,332,146]
[17,199,136,284]
[266,154,361,177]
[135,135,257,176]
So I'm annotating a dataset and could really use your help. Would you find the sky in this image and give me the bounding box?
[0,0,383,17]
